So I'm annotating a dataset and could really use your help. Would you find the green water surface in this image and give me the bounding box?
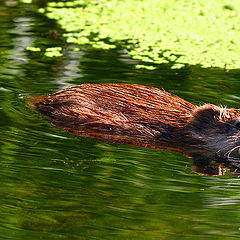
[1,1,240,240]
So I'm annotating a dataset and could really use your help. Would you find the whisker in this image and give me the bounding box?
[225,145,240,160]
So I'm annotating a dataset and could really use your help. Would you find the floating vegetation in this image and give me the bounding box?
[25,46,63,58]
[20,0,32,3]
[26,46,41,52]
[44,47,63,57]
[27,0,240,69]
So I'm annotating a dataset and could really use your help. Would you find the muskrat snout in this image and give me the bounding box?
[190,104,240,161]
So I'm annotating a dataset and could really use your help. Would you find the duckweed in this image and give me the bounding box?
[26,46,41,52]
[32,0,240,69]
[44,47,63,57]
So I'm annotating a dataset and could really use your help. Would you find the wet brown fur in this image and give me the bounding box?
[33,83,240,161]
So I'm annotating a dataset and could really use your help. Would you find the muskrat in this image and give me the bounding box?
[32,83,240,164]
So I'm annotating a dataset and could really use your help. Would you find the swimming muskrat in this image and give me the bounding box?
[32,83,240,164]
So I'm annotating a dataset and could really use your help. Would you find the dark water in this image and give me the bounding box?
[2,1,240,239]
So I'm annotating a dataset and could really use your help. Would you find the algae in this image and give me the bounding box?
[31,0,240,69]
[26,46,63,57]
[26,46,41,52]
[44,47,63,57]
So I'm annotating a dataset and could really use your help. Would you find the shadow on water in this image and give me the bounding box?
[2,0,240,240]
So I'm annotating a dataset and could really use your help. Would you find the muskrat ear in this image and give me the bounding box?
[191,104,221,129]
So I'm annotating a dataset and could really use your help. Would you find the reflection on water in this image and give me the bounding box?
[1,1,240,240]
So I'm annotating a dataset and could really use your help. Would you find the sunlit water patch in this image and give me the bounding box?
[1,1,240,240]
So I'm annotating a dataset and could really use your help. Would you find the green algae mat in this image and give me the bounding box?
[31,0,240,70]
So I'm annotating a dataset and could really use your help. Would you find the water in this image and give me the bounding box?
[1,1,240,239]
